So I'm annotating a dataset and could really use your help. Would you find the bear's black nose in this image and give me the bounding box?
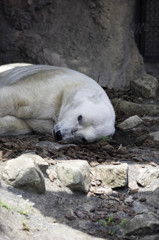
[54,130,62,141]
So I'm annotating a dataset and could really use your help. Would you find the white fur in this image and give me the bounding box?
[0,63,115,143]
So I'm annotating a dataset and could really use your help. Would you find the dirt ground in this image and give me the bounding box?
[0,90,159,239]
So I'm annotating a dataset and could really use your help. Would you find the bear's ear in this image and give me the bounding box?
[89,92,102,100]
[73,88,102,103]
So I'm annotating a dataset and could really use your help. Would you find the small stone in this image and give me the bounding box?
[118,115,143,130]
[90,186,96,192]
[111,161,121,165]
[56,160,90,193]
[124,195,133,205]
[128,181,139,194]
[108,191,118,198]
[87,192,95,197]
[90,161,99,167]
[46,167,58,181]
[118,192,125,201]
[91,180,96,186]
[139,197,146,202]
[132,194,138,200]
[75,209,86,219]
[103,186,113,196]
[117,205,125,211]
[149,162,158,167]
[94,187,113,196]
[94,187,104,195]
[65,212,76,220]
[83,202,96,212]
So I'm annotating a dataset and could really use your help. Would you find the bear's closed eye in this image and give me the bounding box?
[78,115,82,122]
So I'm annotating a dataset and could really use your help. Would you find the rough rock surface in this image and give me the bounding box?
[96,163,128,188]
[112,98,159,117]
[131,74,158,98]
[0,0,145,89]
[117,115,143,130]
[1,153,45,193]
[56,160,90,193]
[122,212,159,236]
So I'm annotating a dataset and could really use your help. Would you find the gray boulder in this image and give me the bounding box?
[122,212,159,236]
[1,153,45,193]
[131,74,158,98]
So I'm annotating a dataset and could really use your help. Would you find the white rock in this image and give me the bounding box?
[96,163,128,188]
[117,115,143,130]
[56,160,90,193]
[149,131,159,142]
[94,186,113,195]
[137,167,159,187]
[1,153,45,193]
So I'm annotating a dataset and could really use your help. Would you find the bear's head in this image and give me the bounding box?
[53,89,115,143]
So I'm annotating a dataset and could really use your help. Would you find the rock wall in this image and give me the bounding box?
[0,0,145,89]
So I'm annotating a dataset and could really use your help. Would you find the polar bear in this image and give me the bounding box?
[0,63,115,143]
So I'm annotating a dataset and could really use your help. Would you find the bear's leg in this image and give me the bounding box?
[0,116,32,136]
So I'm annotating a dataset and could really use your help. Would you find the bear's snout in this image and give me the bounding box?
[53,129,62,141]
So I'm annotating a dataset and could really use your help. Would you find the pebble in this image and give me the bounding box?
[124,196,134,205]
[65,212,76,220]
[117,115,143,130]
[128,181,139,194]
